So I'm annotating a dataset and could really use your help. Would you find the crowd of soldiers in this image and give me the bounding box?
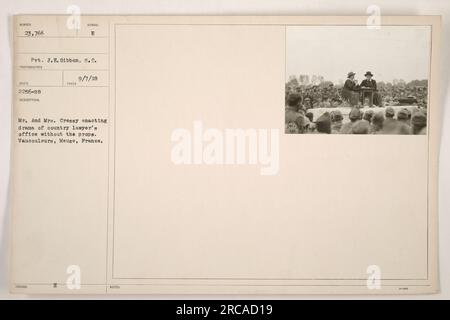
[285,76,428,110]
[285,71,428,134]
[285,93,427,135]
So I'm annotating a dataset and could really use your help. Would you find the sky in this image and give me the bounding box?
[286,25,431,84]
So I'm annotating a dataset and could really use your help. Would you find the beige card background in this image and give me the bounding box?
[10,16,441,294]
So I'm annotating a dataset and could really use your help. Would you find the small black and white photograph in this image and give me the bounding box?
[285,26,431,135]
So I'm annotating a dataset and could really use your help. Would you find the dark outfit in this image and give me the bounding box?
[342,79,360,106]
[360,79,380,106]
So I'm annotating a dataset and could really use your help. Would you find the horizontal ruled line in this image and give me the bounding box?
[17,36,108,38]
[17,85,108,88]
[16,69,109,71]
[16,52,109,54]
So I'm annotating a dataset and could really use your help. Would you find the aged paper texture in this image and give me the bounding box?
[10,15,441,294]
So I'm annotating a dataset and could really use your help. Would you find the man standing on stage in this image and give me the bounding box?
[360,71,380,106]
